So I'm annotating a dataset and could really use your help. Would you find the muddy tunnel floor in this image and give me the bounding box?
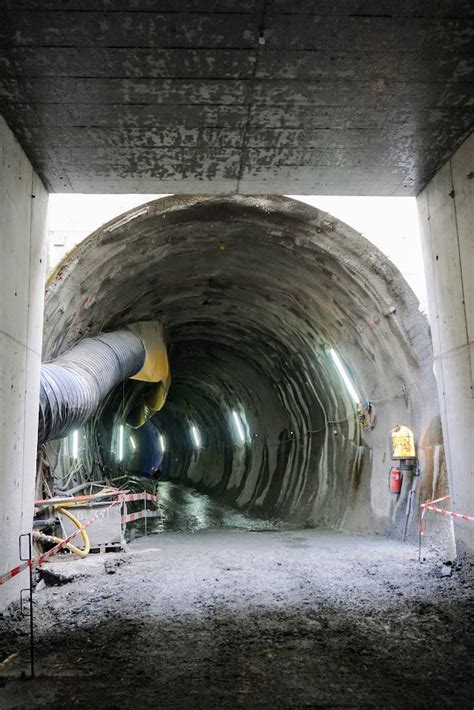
[1,529,473,710]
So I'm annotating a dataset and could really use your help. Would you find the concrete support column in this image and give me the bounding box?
[0,116,48,609]
[417,133,474,554]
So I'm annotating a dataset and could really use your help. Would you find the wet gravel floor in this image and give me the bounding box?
[0,526,473,709]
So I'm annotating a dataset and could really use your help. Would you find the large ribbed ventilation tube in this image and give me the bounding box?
[42,195,443,535]
[38,330,145,444]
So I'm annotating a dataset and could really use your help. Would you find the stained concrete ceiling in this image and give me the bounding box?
[0,1,473,195]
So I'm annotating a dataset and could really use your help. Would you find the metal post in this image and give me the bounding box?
[418,502,423,564]
[403,462,419,542]
[19,533,35,678]
[144,495,148,536]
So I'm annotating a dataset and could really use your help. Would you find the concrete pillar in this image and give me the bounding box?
[0,116,48,609]
[417,133,474,555]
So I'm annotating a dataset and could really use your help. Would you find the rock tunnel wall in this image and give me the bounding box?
[42,195,444,534]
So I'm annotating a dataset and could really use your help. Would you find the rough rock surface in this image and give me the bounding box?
[43,196,442,536]
[1,528,472,709]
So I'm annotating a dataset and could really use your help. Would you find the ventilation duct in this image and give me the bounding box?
[38,323,170,444]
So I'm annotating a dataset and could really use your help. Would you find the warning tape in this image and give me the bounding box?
[120,509,161,524]
[0,560,30,586]
[422,495,451,507]
[120,491,161,523]
[420,495,474,534]
[120,492,159,504]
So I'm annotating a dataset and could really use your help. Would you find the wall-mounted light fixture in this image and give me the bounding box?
[232,410,246,444]
[191,425,201,449]
[159,433,166,452]
[71,430,79,459]
[329,348,360,404]
[118,424,124,461]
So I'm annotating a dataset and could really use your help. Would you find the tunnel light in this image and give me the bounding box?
[329,348,360,404]
[118,424,124,461]
[191,425,201,449]
[71,430,79,459]
[232,410,246,444]
[129,435,136,451]
[159,434,166,452]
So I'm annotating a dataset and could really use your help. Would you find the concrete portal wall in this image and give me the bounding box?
[417,133,474,555]
[0,116,48,609]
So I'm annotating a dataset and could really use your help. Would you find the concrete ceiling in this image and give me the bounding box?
[0,1,473,195]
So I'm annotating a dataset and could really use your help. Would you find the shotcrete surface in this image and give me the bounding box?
[42,195,442,534]
[1,528,472,709]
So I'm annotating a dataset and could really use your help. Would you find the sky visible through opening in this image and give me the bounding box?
[47,194,427,314]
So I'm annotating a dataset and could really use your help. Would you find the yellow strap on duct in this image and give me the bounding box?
[126,322,171,427]
[145,377,170,411]
[127,377,171,428]
[128,322,170,383]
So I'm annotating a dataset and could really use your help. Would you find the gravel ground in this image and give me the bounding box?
[0,527,473,709]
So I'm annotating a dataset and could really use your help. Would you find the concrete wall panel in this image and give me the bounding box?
[417,132,474,554]
[0,115,48,610]
[451,133,474,344]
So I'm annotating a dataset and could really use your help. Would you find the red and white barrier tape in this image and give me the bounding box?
[0,560,30,586]
[119,492,159,504]
[420,495,474,534]
[423,495,451,507]
[120,509,161,524]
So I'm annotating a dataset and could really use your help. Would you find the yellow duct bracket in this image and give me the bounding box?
[126,322,171,428]
[128,321,170,384]
[127,378,171,428]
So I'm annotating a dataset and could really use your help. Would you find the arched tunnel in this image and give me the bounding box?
[41,195,442,536]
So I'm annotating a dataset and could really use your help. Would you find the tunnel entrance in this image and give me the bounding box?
[3,195,470,710]
[40,195,442,538]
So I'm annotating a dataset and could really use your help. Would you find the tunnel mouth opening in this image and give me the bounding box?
[41,194,440,539]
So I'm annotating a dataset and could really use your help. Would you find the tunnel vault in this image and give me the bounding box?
[42,195,443,535]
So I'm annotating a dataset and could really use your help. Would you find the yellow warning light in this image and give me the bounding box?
[390,425,416,460]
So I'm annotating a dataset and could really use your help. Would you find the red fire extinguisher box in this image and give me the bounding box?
[389,467,403,494]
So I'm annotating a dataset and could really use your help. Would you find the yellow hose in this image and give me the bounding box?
[50,506,91,558]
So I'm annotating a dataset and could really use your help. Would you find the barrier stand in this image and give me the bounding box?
[0,492,160,679]
[418,504,422,563]
[419,495,474,563]
[119,492,161,532]
[18,533,34,678]
[144,495,148,537]
[0,503,119,679]
[1,492,159,587]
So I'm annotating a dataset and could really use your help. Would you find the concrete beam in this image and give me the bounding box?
[0,114,48,609]
[0,6,472,195]
[417,132,474,554]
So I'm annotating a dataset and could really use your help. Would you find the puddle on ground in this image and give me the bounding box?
[127,481,285,537]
